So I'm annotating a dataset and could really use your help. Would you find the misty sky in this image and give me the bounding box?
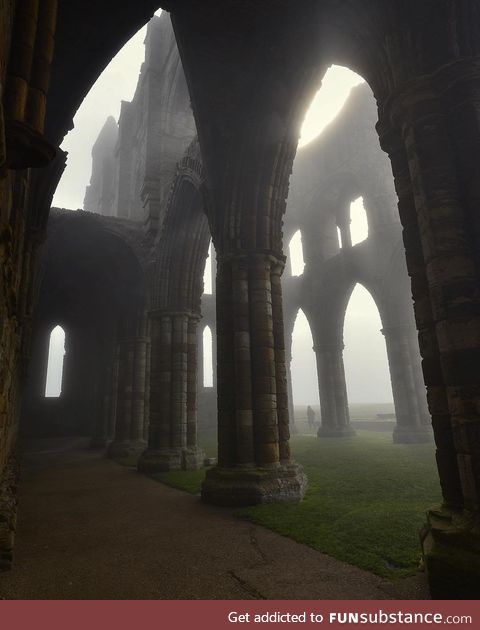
[47,11,394,405]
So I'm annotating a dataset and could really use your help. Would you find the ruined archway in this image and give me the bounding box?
[290,308,319,432]
[22,210,146,440]
[343,283,392,410]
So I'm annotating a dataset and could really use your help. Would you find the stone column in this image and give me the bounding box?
[107,336,147,458]
[201,253,307,506]
[378,119,463,513]
[405,329,431,429]
[378,62,480,595]
[90,362,112,448]
[143,339,151,442]
[107,345,119,442]
[138,311,204,472]
[381,325,432,443]
[284,327,296,433]
[314,341,355,438]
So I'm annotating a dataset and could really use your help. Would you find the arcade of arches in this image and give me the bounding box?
[0,1,480,599]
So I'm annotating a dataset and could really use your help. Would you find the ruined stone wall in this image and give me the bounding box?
[100,13,196,233]
[83,117,118,216]
[22,209,150,441]
[281,82,429,441]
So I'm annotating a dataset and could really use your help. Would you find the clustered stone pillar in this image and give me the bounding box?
[378,61,480,596]
[90,362,112,448]
[107,336,148,458]
[314,340,355,438]
[186,316,200,457]
[382,325,432,443]
[379,122,463,513]
[138,311,204,472]
[201,252,307,506]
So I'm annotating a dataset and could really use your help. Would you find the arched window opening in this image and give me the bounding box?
[203,240,213,295]
[291,309,320,427]
[299,65,365,148]
[343,285,393,409]
[337,226,343,249]
[203,326,213,388]
[350,197,368,246]
[45,326,66,398]
[288,230,305,276]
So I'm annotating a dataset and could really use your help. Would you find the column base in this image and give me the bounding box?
[107,440,147,459]
[89,436,110,449]
[317,426,356,438]
[393,425,433,444]
[0,458,17,571]
[201,461,307,507]
[138,446,205,473]
[421,506,480,599]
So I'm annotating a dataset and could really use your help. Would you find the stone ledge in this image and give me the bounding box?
[201,462,307,507]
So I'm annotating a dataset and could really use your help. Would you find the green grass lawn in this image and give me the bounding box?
[151,431,441,579]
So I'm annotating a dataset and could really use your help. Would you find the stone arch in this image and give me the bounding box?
[290,307,319,419]
[342,282,392,404]
[45,3,165,147]
[22,210,147,440]
[140,139,210,473]
[305,265,385,439]
[150,140,209,314]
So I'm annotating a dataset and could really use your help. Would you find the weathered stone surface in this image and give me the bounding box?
[421,507,480,599]
[0,456,17,571]
[202,462,307,507]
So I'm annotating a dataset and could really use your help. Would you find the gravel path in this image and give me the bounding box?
[0,439,429,600]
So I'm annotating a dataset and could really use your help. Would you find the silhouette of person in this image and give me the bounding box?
[307,405,316,432]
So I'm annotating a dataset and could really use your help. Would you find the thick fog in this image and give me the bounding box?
[49,11,394,406]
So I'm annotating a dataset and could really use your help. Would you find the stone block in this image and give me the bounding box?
[421,506,480,599]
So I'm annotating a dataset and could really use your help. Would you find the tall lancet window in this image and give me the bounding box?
[45,325,66,398]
